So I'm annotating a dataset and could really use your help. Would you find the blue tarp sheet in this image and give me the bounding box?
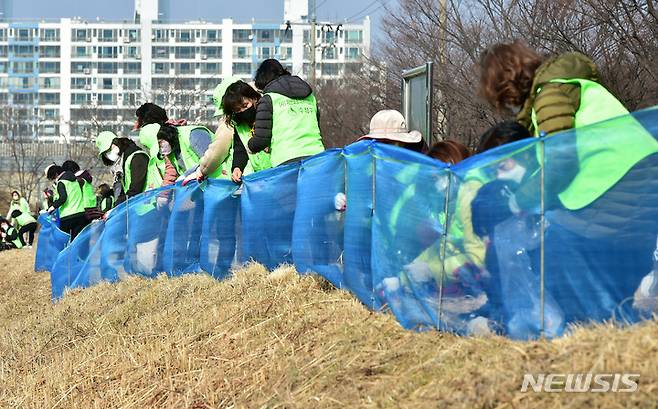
[40,107,658,339]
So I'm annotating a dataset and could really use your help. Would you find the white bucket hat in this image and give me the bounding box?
[359,110,422,144]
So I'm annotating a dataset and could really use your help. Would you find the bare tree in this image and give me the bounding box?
[368,0,658,147]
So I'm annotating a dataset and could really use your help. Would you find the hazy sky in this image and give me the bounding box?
[12,0,394,40]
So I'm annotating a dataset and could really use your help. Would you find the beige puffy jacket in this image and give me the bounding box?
[197,119,233,177]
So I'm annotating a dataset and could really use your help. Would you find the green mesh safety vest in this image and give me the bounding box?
[100,197,113,212]
[267,93,324,167]
[217,122,274,179]
[123,151,158,216]
[6,226,23,249]
[532,78,658,210]
[14,210,36,227]
[81,179,97,209]
[168,125,214,174]
[122,151,162,193]
[57,179,85,218]
[235,122,272,173]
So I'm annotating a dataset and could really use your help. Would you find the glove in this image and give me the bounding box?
[334,192,347,211]
[156,195,169,210]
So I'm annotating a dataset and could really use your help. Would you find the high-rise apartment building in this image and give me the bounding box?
[0,0,371,140]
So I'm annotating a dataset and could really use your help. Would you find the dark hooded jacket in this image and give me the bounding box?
[249,75,321,153]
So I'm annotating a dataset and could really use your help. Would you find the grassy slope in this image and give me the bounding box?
[1,248,657,408]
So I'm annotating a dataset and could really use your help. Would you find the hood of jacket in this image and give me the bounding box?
[263,75,313,99]
[517,52,599,127]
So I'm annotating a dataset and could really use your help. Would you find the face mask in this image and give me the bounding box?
[234,106,257,124]
[104,146,121,163]
[497,163,527,184]
[159,140,172,156]
[12,196,18,201]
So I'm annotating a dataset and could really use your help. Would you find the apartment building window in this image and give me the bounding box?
[124,62,141,74]
[122,78,141,90]
[152,62,169,74]
[233,29,251,42]
[98,46,118,59]
[123,93,139,106]
[71,94,91,105]
[39,124,59,136]
[322,63,340,76]
[200,62,220,74]
[71,61,91,73]
[101,78,114,90]
[233,46,250,59]
[126,46,140,59]
[345,30,363,43]
[11,45,35,57]
[40,93,60,105]
[0,62,6,73]
[177,78,195,89]
[72,46,91,58]
[232,62,252,75]
[73,29,90,42]
[38,45,60,58]
[0,29,7,41]
[98,62,118,74]
[126,29,140,42]
[174,46,195,59]
[175,63,195,75]
[152,46,169,59]
[12,61,34,74]
[13,93,36,105]
[98,93,117,105]
[280,46,293,60]
[8,77,34,89]
[152,29,169,42]
[39,77,60,89]
[71,78,91,89]
[346,47,360,61]
[0,45,6,57]
[16,28,33,41]
[151,78,169,89]
[256,30,274,42]
[98,29,117,42]
[201,46,221,59]
[205,29,220,42]
[323,31,336,43]
[322,47,337,60]
[40,29,60,42]
[176,30,194,42]
[42,108,59,120]
[198,78,218,90]
[40,61,60,73]
[258,46,272,60]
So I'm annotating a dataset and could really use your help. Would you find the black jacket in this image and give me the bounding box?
[249,75,321,153]
[51,171,78,210]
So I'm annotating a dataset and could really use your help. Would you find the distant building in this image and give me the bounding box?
[0,0,371,140]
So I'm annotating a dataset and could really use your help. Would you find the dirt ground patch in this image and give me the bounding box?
[1,248,656,408]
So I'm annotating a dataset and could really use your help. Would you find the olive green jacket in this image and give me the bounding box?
[517,52,599,136]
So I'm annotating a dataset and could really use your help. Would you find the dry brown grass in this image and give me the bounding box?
[1,248,657,408]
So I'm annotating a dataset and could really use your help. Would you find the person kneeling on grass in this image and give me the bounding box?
[0,218,23,250]
[10,209,37,248]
